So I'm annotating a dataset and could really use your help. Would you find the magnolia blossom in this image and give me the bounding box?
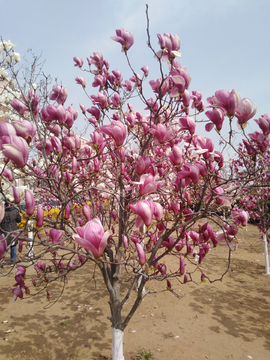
[73,218,110,258]
[49,229,63,244]
[99,121,127,146]
[139,174,157,195]
[1,135,29,168]
[129,200,163,227]
[157,33,181,61]
[75,77,86,88]
[150,124,172,144]
[235,98,257,128]
[232,208,249,226]
[25,189,35,215]
[0,237,6,260]
[179,116,195,135]
[36,205,44,227]
[136,242,146,265]
[49,85,68,105]
[111,28,134,52]
[73,57,84,68]
[205,108,225,132]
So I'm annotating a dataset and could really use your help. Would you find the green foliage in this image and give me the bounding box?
[136,348,155,360]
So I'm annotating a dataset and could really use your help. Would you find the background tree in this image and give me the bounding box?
[0,13,265,359]
[232,124,270,275]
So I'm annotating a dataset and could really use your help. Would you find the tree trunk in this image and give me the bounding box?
[112,328,125,360]
[263,233,270,275]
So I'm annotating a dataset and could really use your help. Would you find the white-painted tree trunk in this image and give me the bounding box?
[112,328,125,360]
[263,233,270,275]
[27,220,35,260]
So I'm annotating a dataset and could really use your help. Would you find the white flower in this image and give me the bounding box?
[11,52,21,62]
[0,68,8,79]
[3,40,15,50]
[5,56,11,64]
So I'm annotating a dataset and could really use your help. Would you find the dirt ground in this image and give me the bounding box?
[0,224,270,360]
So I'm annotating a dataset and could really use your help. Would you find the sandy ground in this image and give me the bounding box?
[0,224,270,360]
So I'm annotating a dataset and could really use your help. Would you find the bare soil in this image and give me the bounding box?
[0,224,270,360]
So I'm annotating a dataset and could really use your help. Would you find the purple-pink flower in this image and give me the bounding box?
[73,218,110,258]
[25,189,35,215]
[157,33,181,61]
[99,121,127,147]
[49,85,68,105]
[111,28,134,52]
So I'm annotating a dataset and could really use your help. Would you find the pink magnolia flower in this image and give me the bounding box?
[235,98,257,128]
[150,123,172,144]
[0,135,29,168]
[110,93,121,108]
[149,77,171,97]
[12,286,23,301]
[254,114,270,135]
[157,33,181,61]
[123,80,133,91]
[73,218,110,258]
[65,106,78,128]
[36,205,44,227]
[136,242,146,265]
[87,106,101,120]
[12,120,37,143]
[73,57,84,68]
[99,121,127,146]
[139,174,157,195]
[75,77,86,88]
[129,200,154,227]
[177,164,200,185]
[12,186,21,204]
[22,91,40,115]
[0,122,16,137]
[49,85,68,105]
[25,189,35,215]
[192,136,214,160]
[92,74,106,90]
[141,66,149,77]
[51,136,62,153]
[111,28,134,52]
[82,204,92,222]
[191,91,204,112]
[248,131,269,151]
[90,93,108,110]
[10,98,28,116]
[0,238,7,260]
[152,202,163,222]
[179,256,185,275]
[212,89,241,116]
[122,235,128,248]
[136,156,152,175]
[64,204,70,220]
[169,145,184,167]
[3,168,13,181]
[243,139,255,155]
[179,116,195,135]
[49,229,63,244]
[162,236,174,248]
[80,103,86,114]
[232,208,249,226]
[205,108,225,132]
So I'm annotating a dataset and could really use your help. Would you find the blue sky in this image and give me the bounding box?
[1,0,270,150]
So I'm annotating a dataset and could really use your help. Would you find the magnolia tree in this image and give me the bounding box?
[0,14,265,359]
[232,123,270,275]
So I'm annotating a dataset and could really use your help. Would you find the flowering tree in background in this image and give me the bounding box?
[232,123,270,275]
[0,9,268,359]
